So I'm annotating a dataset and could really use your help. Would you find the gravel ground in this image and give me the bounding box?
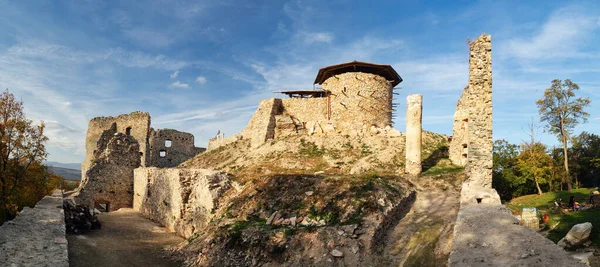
[67,208,183,267]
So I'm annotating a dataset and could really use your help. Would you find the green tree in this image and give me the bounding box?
[570,132,600,188]
[492,139,520,201]
[536,79,591,191]
[0,90,49,223]
[517,142,552,195]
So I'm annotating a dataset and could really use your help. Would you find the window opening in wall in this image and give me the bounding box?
[159,150,166,158]
[126,127,132,135]
[476,198,482,204]
[165,139,172,147]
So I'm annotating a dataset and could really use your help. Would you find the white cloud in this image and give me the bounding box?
[169,81,191,89]
[196,76,207,84]
[503,6,600,60]
[299,32,333,44]
[6,42,188,70]
[170,70,179,79]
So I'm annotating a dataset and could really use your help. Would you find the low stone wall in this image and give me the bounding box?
[448,205,585,266]
[133,168,231,238]
[0,190,68,267]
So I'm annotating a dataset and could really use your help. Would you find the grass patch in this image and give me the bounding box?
[299,139,325,157]
[422,164,463,176]
[508,188,600,244]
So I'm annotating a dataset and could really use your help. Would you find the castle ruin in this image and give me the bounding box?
[73,112,205,211]
[448,34,499,205]
[209,61,403,149]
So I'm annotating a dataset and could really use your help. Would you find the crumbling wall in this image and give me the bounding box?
[451,34,498,205]
[133,168,231,238]
[75,123,141,210]
[207,134,242,150]
[465,34,493,190]
[449,88,469,166]
[322,72,393,134]
[148,129,204,168]
[82,111,150,178]
[241,98,282,148]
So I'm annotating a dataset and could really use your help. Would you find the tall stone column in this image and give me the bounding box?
[405,94,422,175]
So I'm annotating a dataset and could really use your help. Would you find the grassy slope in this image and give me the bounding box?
[507,188,599,244]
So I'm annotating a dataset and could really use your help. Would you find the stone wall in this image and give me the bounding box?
[449,88,469,166]
[82,111,150,178]
[133,168,231,238]
[281,97,328,123]
[465,34,493,190]
[74,124,141,211]
[148,129,204,168]
[447,34,498,205]
[207,134,242,150]
[322,72,393,134]
[0,190,68,267]
[241,98,282,148]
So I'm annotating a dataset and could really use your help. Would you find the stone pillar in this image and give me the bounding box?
[405,94,422,175]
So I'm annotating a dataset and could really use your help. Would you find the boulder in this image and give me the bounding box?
[558,222,593,248]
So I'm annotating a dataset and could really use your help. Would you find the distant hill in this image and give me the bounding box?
[45,161,81,170]
[47,166,81,181]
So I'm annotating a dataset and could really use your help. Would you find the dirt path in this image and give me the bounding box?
[67,208,184,267]
[382,175,461,266]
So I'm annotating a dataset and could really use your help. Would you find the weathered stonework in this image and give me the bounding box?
[82,111,150,178]
[210,70,398,150]
[133,168,231,238]
[405,94,422,175]
[448,34,499,205]
[148,129,205,168]
[322,72,393,132]
[240,98,282,148]
[449,88,469,166]
[75,111,204,211]
[74,124,141,211]
[0,190,68,267]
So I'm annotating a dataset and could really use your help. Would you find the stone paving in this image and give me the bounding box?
[0,190,68,267]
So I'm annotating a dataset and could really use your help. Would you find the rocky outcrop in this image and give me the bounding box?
[0,190,68,267]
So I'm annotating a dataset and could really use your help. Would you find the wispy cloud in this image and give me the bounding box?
[196,76,207,84]
[169,81,191,89]
[170,70,179,79]
[7,42,189,70]
[299,32,333,44]
[503,6,600,60]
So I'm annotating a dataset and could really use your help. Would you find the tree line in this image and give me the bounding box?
[0,90,66,225]
[493,79,594,201]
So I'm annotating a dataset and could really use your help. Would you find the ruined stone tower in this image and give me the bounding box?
[449,34,498,204]
[317,61,399,134]
[74,111,205,211]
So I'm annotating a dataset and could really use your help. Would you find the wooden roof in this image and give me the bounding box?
[313,61,402,87]
[274,90,330,98]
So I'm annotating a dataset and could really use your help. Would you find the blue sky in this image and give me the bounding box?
[0,0,598,163]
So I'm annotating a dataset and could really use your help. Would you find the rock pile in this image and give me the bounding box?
[63,200,102,234]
